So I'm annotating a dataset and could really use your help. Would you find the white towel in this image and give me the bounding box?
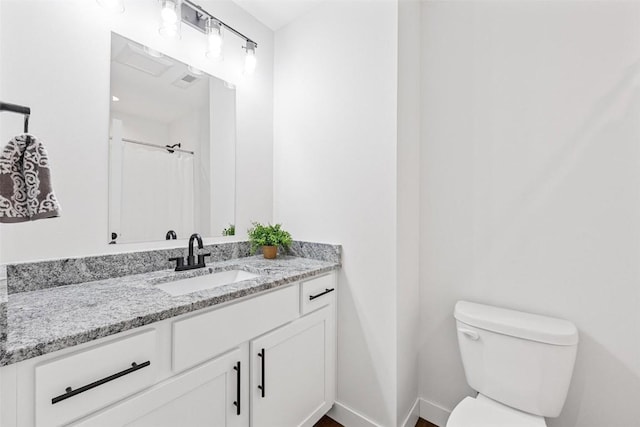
[0,134,61,223]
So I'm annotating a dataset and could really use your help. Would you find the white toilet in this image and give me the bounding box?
[448,301,579,427]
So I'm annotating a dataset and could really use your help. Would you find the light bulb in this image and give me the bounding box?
[159,23,179,38]
[160,0,178,23]
[244,51,256,74]
[206,19,224,59]
[97,0,124,13]
[158,0,180,38]
[243,41,257,75]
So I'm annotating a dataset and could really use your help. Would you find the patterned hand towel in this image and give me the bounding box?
[0,134,61,223]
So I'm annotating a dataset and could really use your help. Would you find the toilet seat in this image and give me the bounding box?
[446,395,547,427]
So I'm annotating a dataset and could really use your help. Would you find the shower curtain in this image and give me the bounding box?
[119,142,194,242]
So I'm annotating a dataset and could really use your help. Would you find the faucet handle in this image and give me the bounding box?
[169,256,185,271]
[197,253,211,266]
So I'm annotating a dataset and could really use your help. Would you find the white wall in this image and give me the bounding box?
[274,1,400,425]
[419,2,640,426]
[0,0,4,267]
[396,0,421,425]
[0,0,273,263]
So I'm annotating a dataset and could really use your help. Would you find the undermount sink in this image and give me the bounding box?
[156,269,260,296]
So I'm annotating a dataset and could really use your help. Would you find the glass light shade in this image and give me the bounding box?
[244,47,257,75]
[206,19,224,59]
[159,22,180,38]
[97,0,124,13]
[159,0,181,38]
[160,0,178,23]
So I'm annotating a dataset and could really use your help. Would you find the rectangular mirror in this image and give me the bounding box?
[108,33,236,244]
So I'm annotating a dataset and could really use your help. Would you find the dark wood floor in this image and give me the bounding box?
[314,415,438,427]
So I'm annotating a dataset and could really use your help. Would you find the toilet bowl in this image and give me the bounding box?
[447,395,545,427]
[448,301,578,427]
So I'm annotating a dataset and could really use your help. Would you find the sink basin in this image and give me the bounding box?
[156,270,260,296]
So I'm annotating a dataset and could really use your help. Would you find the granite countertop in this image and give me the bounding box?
[0,280,6,306]
[0,279,6,356]
[1,255,338,366]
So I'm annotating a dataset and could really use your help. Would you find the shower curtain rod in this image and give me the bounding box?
[111,137,195,155]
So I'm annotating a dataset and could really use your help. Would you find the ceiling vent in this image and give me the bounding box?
[114,43,174,77]
[172,73,201,89]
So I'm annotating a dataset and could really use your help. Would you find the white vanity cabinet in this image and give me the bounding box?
[251,306,335,427]
[171,284,300,373]
[34,330,159,427]
[0,271,337,427]
[73,346,248,427]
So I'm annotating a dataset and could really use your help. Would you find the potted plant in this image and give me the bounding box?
[222,224,235,236]
[247,222,292,259]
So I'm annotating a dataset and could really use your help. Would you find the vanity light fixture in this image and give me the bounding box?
[180,0,257,70]
[243,40,257,75]
[158,0,181,38]
[206,18,223,59]
[96,0,125,13]
[101,0,257,73]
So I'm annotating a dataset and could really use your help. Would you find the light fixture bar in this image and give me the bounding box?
[181,0,257,47]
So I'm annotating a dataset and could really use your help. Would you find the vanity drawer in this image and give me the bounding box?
[172,284,299,372]
[300,273,336,315]
[34,329,158,427]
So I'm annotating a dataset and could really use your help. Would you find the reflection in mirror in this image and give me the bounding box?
[108,33,236,244]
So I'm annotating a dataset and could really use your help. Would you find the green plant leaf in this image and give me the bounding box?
[247,222,293,255]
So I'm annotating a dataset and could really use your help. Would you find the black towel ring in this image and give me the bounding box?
[0,101,31,133]
[0,101,32,144]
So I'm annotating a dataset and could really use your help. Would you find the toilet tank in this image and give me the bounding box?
[454,301,578,418]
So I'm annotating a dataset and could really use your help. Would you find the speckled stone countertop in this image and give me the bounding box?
[1,255,338,366]
[0,279,7,356]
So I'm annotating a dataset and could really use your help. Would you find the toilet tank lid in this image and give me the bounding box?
[454,301,579,346]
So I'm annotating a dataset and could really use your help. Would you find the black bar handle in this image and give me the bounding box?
[233,361,241,415]
[257,348,265,398]
[309,288,335,301]
[51,361,151,405]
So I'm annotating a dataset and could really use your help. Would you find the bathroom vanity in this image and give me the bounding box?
[0,242,339,427]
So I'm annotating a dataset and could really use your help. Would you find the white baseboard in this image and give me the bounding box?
[328,401,384,427]
[327,398,450,427]
[419,398,451,427]
[401,398,420,427]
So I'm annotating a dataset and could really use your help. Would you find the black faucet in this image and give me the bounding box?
[169,233,211,271]
[165,230,177,240]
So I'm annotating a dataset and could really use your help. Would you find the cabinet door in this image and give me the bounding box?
[251,307,335,427]
[73,346,248,427]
